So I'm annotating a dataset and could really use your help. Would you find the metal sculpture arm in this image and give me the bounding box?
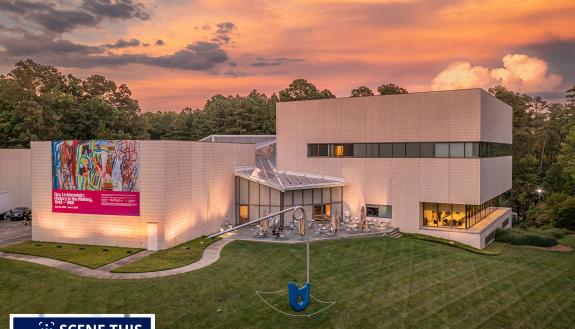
[208,205,310,283]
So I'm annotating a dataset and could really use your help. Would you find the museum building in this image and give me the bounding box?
[0,88,512,249]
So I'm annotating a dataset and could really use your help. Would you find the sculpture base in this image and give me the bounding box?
[256,287,336,317]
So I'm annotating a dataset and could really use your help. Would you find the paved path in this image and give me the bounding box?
[0,238,233,280]
[96,250,156,272]
[0,220,31,247]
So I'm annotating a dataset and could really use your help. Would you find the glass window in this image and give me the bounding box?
[334,144,344,157]
[284,191,293,206]
[249,205,259,220]
[465,142,479,158]
[313,204,330,220]
[379,205,392,218]
[366,144,379,158]
[392,143,406,158]
[435,143,449,157]
[420,143,434,157]
[313,188,322,204]
[422,197,500,230]
[239,205,249,223]
[259,185,270,205]
[438,203,452,227]
[239,178,249,204]
[366,206,379,217]
[303,189,313,205]
[422,203,438,227]
[450,143,465,158]
[249,181,259,204]
[293,190,303,205]
[406,143,419,157]
[322,188,331,203]
[318,144,329,156]
[331,187,342,202]
[334,144,353,157]
[379,143,393,158]
[353,143,367,157]
[270,188,281,206]
[366,204,392,218]
[307,144,318,157]
[452,204,466,228]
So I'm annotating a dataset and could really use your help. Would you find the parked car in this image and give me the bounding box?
[4,207,32,222]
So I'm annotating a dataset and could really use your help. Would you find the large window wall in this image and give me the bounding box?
[422,197,499,230]
[307,142,511,159]
[236,177,281,223]
[235,177,343,225]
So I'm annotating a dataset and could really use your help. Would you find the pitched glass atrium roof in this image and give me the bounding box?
[200,134,345,191]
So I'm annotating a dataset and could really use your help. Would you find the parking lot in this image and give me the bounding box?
[0,219,31,247]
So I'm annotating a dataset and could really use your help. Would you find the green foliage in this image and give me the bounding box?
[527,192,575,230]
[350,86,374,97]
[567,84,575,105]
[0,60,147,147]
[539,228,565,239]
[278,78,335,102]
[377,83,408,95]
[143,90,277,140]
[489,85,575,221]
[495,228,557,247]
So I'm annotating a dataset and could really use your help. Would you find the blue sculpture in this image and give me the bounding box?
[209,206,315,312]
[288,282,311,311]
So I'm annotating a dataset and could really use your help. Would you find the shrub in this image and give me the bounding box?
[538,228,565,239]
[495,228,557,247]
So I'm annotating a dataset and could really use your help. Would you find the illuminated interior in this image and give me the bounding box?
[334,145,344,157]
[235,177,343,225]
[239,205,249,223]
[422,197,498,229]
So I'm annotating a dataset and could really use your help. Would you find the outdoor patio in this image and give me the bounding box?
[220,217,397,243]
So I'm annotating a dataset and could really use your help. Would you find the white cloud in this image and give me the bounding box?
[431,54,562,93]
[431,61,491,91]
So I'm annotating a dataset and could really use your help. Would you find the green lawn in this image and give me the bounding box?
[112,236,220,273]
[1,236,574,328]
[0,241,143,269]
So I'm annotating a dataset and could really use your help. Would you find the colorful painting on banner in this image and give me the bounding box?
[52,140,140,216]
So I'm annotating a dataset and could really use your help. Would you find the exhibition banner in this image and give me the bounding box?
[51,140,140,216]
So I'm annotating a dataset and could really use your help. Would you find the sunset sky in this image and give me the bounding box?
[0,0,574,111]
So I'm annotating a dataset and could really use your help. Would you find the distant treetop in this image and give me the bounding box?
[279,79,335,102]
[377,83,408,95]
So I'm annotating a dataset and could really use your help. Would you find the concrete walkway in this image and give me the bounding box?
[96,250,156,272]
[0,238,233,280]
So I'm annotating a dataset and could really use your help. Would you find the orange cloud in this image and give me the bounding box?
[431,54,562,93]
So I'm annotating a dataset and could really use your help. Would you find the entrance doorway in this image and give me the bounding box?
[147,222,158,250]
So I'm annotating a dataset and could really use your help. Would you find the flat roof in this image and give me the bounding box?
[275,88,510,109]
[199,135,276,146]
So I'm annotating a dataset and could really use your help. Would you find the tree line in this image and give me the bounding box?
[1,60,574,229]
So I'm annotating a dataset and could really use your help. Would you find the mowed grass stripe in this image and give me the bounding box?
[1,235,574,328]
[488,253,575,329]
[453,251,573,329]
[385,258,520,328]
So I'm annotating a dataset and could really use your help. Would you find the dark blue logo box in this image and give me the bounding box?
[11,314,154,329]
